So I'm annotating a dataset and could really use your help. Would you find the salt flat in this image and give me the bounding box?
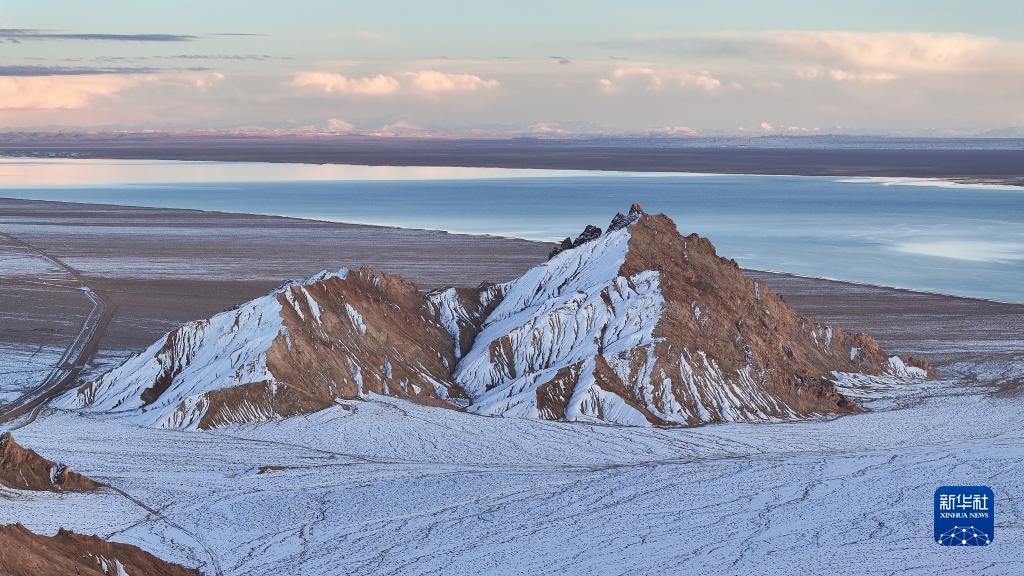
[3,370,1020,575]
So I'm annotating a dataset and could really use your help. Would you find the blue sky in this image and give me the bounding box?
[2,1,1022,134]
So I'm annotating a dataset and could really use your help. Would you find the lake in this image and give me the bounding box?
[1,158,1022,303]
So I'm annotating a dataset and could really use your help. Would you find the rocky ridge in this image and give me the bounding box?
[59,205,931,428]
[0,432,98,492]
[0,523,200,576]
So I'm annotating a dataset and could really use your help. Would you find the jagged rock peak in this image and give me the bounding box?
[550,203,647,259]
[573,224,603,247]
[609,203,647,232]
[547,237,574,259]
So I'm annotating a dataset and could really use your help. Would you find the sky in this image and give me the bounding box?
[2,0,1023,136]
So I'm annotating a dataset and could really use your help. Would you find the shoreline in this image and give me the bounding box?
[2,194,1019,306]
[2,197,1021,420]
[1,135,1022,187]
[2,155,1022,191]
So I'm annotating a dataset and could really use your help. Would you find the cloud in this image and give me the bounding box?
[602,31,1021,80]
[190,72,225,89]
[407,71,499,94]
[679,70,721,91]
[796,67,897,83]
[289,70,498,98]
[600,66,721,93]
[0,70,225,110]
[0,28,196,42]
[0,75,143,109]
[290,72,400,96]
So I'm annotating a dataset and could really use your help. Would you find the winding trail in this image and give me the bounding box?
[102,483,226,576]
[0,230,114,426]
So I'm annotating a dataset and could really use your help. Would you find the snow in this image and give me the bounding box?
[886,355,929,379]
[344,303,366,335]
[303,287,322,324]
[426,286,503,360]
[454,227,667,422]
[55,269,348,428]
[0,345,67,404]
[3,364,1022,575]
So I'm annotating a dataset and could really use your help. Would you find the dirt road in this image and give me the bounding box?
[0,231,114,425]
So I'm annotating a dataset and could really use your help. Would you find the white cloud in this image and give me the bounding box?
[290,72,400,96]
[762,31,1000,74]
[290,70,498,98]
[0,74,143,109]
[679,70,721,91]
[606,66,663,92]
[598,78,619,94]
[600,66,721,94]
[617,31,1023,81]
[797,67,896,83]
[407,70,499,94]
[190,72,225,89]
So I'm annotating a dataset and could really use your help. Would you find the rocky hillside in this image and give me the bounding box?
[59,268,467,429]
[60,205,930,428]
[0,524,200,576]
[0,432,98,492]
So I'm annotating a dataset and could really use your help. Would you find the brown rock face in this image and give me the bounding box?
[0,433,98,492]
[70,205,932,429]
[0,523,200,576]
[614,212,886,423]
[189,266,474,428]
[451,204,932,425]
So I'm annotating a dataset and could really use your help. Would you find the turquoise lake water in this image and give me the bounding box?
[1,159,1022,303]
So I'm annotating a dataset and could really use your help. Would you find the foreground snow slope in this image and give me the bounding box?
[4,369,1021,575]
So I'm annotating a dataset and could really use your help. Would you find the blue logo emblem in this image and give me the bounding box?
[934,486,994,546]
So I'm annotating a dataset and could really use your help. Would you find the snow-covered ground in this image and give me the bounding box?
[2,370,1021,575]
[0,345,67,404]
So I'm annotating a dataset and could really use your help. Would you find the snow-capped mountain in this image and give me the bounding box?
[60,205,930,428]
[58,268,467,428]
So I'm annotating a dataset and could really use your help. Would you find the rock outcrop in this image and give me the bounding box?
[0,523,200,576]
[62,205,931,428]
[59,267,468,429]
[0,432,98,492]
